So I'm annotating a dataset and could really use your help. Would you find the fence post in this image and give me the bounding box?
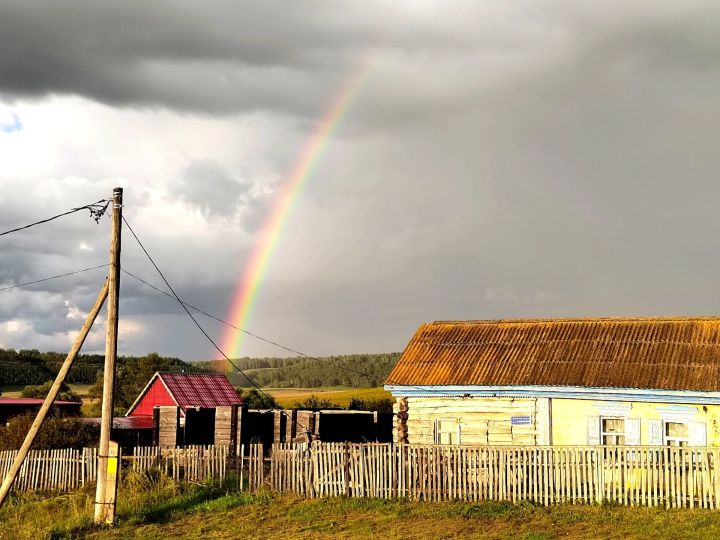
[344,442,350,497]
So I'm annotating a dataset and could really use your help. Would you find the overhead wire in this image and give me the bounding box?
[121,216,311,433]
[0,264,110,292]
[0,199,110,237]
[120,268,382,381]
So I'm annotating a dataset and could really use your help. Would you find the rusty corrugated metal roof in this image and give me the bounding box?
[385,317,720,391]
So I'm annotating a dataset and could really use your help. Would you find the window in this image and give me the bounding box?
[434,418,461,445]
[664,422,689,447]
[588,416,639,446]
[601,418,625,446]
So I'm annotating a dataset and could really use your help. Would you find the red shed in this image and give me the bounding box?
[125,372,242,418]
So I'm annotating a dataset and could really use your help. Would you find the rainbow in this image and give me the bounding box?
[221,63,370,360]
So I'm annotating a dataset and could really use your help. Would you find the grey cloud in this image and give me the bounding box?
[0,0,636,121]
[4,2,720,360]
[177,159,251,218]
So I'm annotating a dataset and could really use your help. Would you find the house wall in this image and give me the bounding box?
[400,396,548,445]
[551,398,720,446]
[131,380,177,417]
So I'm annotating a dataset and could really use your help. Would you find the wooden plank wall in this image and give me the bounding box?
[273,410,286,444]
[214,406,233,447]
[404,397,540,445]
[157,406,180,448]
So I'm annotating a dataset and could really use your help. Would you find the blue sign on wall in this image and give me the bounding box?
[511,415,531,425]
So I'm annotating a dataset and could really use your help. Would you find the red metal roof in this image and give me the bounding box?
[385,317,720,392]
[125,372,243,416]
[160,373,242,408]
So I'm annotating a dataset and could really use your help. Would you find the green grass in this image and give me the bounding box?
[0,385,26,398]
[5,476,720,539]
[1,384,94,399]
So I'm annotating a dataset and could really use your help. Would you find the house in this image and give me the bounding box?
[124,372,243,447]
[125,372,243,417]
[385,318,720,447]
[0,397,81,425]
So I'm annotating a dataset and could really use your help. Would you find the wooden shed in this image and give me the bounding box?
[125,372,243,447]
[385,318,720,447]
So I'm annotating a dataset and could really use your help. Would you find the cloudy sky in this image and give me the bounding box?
[1,1,720,361]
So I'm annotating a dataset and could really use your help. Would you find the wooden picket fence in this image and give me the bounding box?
[0,447,97,492]
[4,442,720,509]
[268,443,720,509]
[126,445,230,484]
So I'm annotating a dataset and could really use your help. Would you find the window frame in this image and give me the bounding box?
[600,416,626,446]
[663,421,690,447]
[434,417,461,445]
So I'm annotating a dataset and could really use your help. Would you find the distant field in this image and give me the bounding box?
[0,385,25,397]
[263,386,393,408]
[0,384,94,398]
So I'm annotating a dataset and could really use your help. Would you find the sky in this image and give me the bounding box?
[1,1,720,361]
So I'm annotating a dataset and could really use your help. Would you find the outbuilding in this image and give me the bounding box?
[125,371,243,418]
[385,318,720,447]
[0,397,81,425]
[124,371,243,447]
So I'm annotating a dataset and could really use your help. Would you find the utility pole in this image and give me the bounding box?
[94,187,123,525]
[0,280,109,508]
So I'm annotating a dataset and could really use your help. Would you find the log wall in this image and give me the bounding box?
[402,397,546,446]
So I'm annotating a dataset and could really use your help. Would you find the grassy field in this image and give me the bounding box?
[0,384,94,398]
[3,475,720,539]
[264,387,393,408]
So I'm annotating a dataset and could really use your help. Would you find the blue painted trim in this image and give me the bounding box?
[384,384,720,405]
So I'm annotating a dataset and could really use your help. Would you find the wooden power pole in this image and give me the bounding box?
[94,187,123,524]
[0,280,109,508]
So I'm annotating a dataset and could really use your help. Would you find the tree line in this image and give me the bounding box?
[1,349,402,394]
[196,352,401,388]
[0,348,201,387]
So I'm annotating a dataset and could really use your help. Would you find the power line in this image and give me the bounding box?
[121,216,310,432]
[120,268,380,381]
[0,199,110,237]
[0,264,109,292]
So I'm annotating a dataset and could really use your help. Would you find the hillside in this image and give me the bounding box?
[0,349,199,387]
[196,352,401,388]
[0,350,402,394]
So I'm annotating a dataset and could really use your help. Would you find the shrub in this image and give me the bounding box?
[0,413,99,450]
[21,380,81,402]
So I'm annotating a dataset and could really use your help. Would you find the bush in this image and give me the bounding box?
[347,397,394,413]
[0,413,99,450]
[21,380,81,402]
[236,388,278,409]
[292,395,341,410]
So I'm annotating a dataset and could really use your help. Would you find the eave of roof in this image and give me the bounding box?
[385,384,720,405]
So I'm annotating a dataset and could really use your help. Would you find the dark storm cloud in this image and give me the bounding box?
[0,0,587,120]
[0,0,464,116]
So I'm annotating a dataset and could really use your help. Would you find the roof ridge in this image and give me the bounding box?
[431,316,720,325]
[159,371,227,375]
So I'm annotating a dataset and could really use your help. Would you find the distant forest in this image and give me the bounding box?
[195,353,401,388]
[0,349,401,390]
[0,349,198,387]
